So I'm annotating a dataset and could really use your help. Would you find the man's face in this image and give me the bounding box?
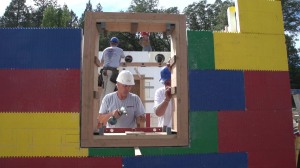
[164,79,171,87]
[117,82,132,97]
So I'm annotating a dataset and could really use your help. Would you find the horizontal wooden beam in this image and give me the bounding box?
[105,22,167,33]
[91,12,181,33]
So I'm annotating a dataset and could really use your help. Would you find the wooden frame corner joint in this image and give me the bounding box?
[96,22,107,36]
[165,23,175,36]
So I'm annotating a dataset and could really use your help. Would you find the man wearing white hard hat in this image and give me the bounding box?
[98,70,146,128]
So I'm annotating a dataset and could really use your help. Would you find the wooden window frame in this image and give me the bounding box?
[80,12,188,147]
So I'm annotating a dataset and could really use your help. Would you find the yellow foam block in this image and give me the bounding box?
[236,0,284,34]
[214,32,288,71]
[0,113,87,157]
[236,0,281,11]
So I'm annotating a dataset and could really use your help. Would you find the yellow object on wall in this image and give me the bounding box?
[235,0,284,34]
[214,32,288,71]
[227,6,237,32]
[0,113,87,157]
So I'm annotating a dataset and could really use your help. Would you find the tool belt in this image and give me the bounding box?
[103,67,117,71]
[102,67,119,84]
[98,69,104,87]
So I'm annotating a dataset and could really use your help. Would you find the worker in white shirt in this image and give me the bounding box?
[153,66,172,132]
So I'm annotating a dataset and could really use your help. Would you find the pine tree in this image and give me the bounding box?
[79,0,93,29]
[282,0,300,34]
[31,0,57,27]
[128,0,159,13]
[94,3,103,12]
[282,0,300,88]
[69,10,79,28]
[0,0,31,27]
[183,0,233,31]
[41,4,71,27]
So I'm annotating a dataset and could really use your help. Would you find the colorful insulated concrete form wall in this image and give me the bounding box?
[0,1,296,168]
[187,0,294,167]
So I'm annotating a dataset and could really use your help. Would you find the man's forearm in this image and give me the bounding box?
[98,112,113,125]
[154,99,170,117]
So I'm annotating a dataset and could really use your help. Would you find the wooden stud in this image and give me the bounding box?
[81,12,98,146]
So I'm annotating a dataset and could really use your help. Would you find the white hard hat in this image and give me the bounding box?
[116,70,135,85]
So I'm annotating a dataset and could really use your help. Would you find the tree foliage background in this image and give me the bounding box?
[0,0,299,88]
[281,0,300,89]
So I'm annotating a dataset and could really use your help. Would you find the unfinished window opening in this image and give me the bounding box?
[81,12,188,147]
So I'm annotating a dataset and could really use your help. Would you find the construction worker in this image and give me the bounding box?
[98,70,146,128]
[100,37,125,101]
[153,66,172,132]
[139,32,152,51]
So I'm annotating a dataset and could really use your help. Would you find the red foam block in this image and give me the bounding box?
[0,69,80,112]
[244,71,292,110]
[0,157,122,168]
[218,110,295,167]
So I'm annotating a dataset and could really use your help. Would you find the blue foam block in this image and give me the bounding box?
[0,28,82,69]
[189,70,245,111]
[123,153,247,168]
